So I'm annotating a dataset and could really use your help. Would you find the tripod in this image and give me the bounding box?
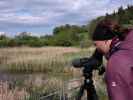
[72,49,105,100]
[76,68,99,100]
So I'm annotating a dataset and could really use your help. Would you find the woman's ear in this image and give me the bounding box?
[105,40,112,47]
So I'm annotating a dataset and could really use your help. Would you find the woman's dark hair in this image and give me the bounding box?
[92,19,131,41]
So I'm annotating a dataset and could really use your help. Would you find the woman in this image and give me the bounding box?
[92,19,133,100]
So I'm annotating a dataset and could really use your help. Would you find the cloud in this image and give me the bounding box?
[0,0,132,36]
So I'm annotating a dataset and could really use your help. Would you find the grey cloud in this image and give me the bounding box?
[0,0,132,35]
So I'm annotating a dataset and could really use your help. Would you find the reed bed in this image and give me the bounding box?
[0,47,94,74]
[0,46,108,100]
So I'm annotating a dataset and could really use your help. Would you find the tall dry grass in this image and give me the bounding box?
[0,81,28,100]
[0,47,80,73]
[0,46,108,100]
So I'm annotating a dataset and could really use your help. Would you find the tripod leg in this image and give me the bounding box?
[76,85,85,100]
[86,84,99,100]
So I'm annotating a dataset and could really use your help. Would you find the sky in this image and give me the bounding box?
[0,0,133,36]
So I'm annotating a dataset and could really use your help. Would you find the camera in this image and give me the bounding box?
[72,49,105,75]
